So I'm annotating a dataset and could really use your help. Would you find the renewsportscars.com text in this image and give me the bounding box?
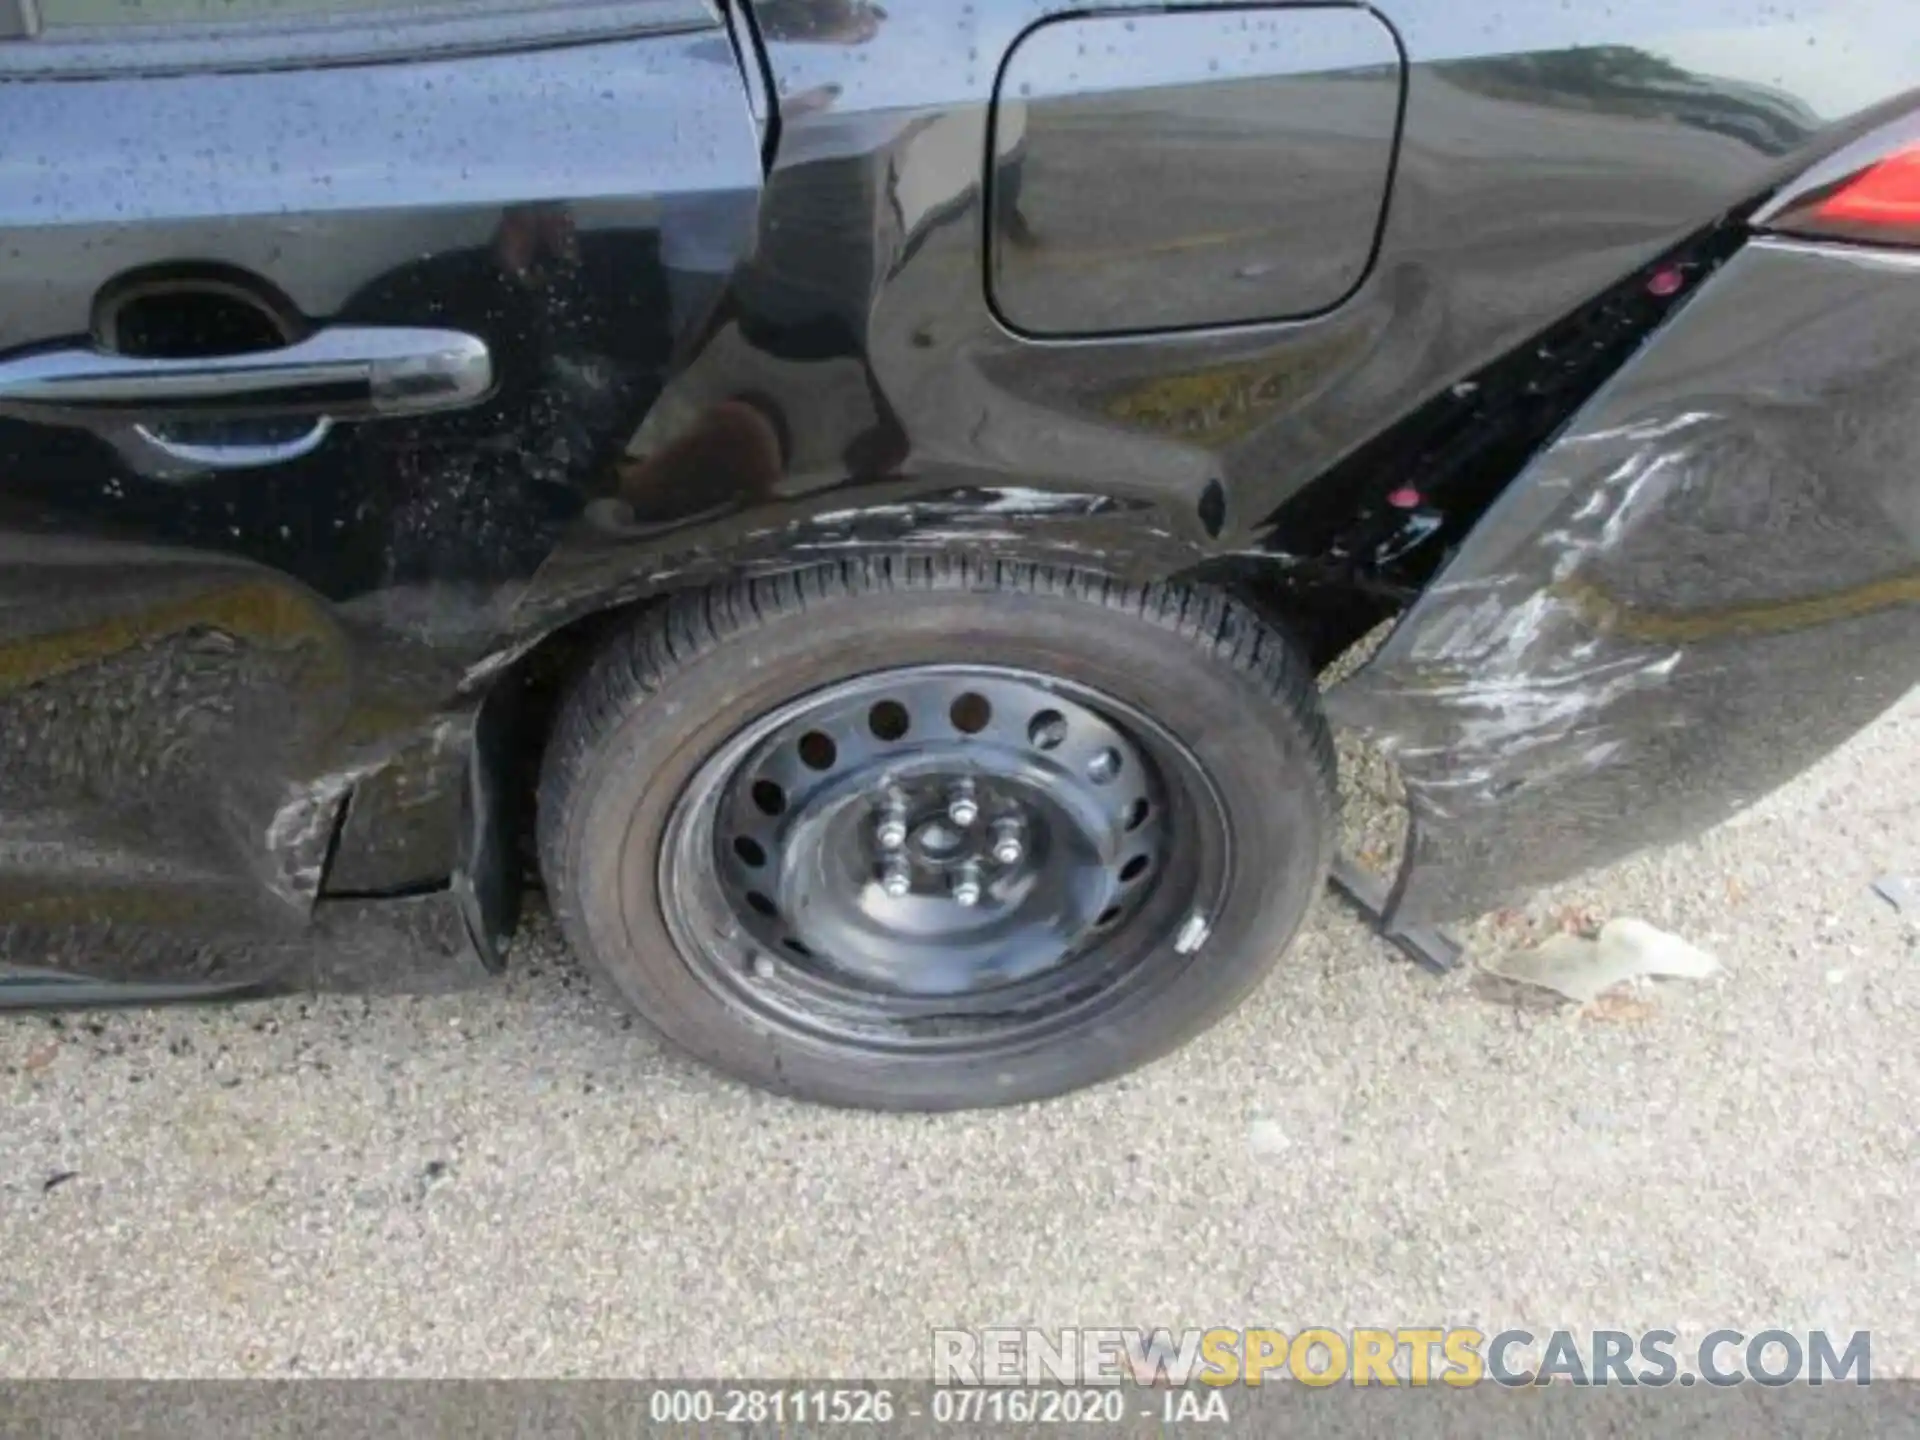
[933,1326,1872,1387]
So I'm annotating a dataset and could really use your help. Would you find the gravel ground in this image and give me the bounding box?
[0,694,1915,1379]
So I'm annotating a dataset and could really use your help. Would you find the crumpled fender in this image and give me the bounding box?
[1329,238,1920,926]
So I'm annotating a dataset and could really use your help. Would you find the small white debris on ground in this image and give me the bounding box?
[1873,875,1919,921]
[1483,917,1722,1004]
[1247,1120,1292,1156]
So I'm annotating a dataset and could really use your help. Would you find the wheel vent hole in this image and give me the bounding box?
[868,700,911,742]
[733,836,767,869]
[1095,905,1123,928]
[746,891,778,918]
[751,780,787,817]
[1120,854,1150,884]
[949,692,992,735]
[1124,797,1151,831]
[783,938,813,958]
[1028,709,1067,750]
[797,731,838,771]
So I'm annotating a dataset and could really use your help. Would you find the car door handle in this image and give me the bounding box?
[0,325,493,424]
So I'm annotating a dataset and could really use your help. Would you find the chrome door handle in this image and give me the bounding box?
[0,325,493,424]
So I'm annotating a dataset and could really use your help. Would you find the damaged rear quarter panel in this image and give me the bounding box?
[1330,238,1920,926]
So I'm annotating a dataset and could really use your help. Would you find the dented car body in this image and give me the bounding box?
[0,0,1917,1007]
[1330,235,1920,926]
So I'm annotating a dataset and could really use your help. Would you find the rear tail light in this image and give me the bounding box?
[1767,145,1920,247]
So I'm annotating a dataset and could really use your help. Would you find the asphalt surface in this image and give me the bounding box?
[1,694,1916,1379]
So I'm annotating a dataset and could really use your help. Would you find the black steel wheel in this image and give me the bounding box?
[539,559,1334,1110]
[662,665,1222,1053]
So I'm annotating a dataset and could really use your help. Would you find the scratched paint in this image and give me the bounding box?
[1331,240,1920,925]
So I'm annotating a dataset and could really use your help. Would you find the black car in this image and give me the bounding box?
[1,0,1915,1108]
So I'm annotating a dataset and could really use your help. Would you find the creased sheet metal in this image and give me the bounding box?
[1331,239,1920,926]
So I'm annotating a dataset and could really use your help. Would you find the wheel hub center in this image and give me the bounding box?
[911,817,967,861]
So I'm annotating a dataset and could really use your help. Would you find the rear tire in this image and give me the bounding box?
[538,558,1334,1110]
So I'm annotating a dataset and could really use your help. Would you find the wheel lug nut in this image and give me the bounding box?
[951,862,984,908]
[881,857,913,899]
[990,818,1025,866]
[946,779,979,827]
[752,955,776,981]
[875,791,908,850]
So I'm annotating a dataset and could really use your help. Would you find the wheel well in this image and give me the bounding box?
[488,556,1336,895]
[490,596,670,892]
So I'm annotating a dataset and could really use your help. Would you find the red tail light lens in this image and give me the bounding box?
[1770,146,1920,246]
